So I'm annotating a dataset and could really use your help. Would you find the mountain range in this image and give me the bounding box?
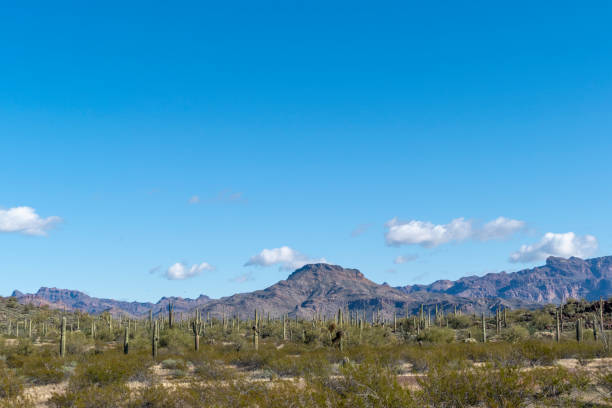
[10,255,612,319]
[397,256,612,303]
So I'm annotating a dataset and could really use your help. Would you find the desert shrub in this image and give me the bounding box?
[419,363,485,406]
[0,364,33,408]
[159,329,191,352]
[66,332,93,355]
[70,351,150,390]
[266,351,331,378]
[160,358,185,370]
[502,325,530,343]
[0,367,24,399]
[419,363,588,407]
[479,366,533,408]
[231,348,269,370]
[447,315,472,329]
[49,383,130,408]
[129,384,193,408]
[192,359,232,381]
[528,367,588,401]
[15,339,34,356]
[531,311,553,331]
[417,327,455,343]
[595,367,612,403]
[19,354,65,384]
[302,329,319,345]
[334,359,416,407]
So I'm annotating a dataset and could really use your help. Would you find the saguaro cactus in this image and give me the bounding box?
[576,318,583,342]
[481,312,486,343]
[503,307,507,328]
[496,308,501,335]
[60,317,66,357]
[282,314,287,341]
[253,310,259,351]
[123,325,129,354]
[192,309,202,351]
[556,309,561,343]
[152,320,159,358]
[168,303,174,329]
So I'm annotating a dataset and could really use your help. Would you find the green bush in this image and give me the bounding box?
[447,315,472,329]
[502,325,530,343]
[417,327,455,343]
[20,354,65,384]
[70,352,150,390]
[49,383,130,408]
[0,367,24,399]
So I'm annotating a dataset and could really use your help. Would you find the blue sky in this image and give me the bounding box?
[1,1,611,301]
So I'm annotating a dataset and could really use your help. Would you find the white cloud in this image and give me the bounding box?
[394,254,419,264]
[509,232,598,263]
[244,246,327,270]
[385,217,472,247]
[188,195,200,204]
[0,206,61,236]
[478,217,526,240]
[165,262,214,280]
[385,216,525,247]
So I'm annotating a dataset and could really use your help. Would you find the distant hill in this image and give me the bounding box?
[197,263,524,319]
[11,287,210,318]
[397,256,612,303]
[12,256,610,319]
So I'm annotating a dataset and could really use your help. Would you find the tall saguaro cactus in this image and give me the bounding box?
[192,309,202,351]
[481,312,486,343]
[60,317,66,357]
[576,318,583,343]
[123,326,129,355]
[152,320,159,358]
[282,314,287,341]
[496,308,501,335]
[556,309,561,343]
[253,310,259,351]
[168,303,174,329]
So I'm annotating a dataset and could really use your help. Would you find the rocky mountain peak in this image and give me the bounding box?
[287,263,366,282]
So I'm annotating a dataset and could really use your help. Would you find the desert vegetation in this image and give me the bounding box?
[0,296,610,407]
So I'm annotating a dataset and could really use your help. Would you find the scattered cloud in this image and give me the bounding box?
[350,223,371,237]
[244,246,327,270]
[478,217,526,240]
[384,216,525,247]
[164,262,215,280]
[385,217,472,247]
[0,206,61,236]
[509,232,598,263]
[394,254,419,264]
[231,271,255,283]
[188,195,200,204]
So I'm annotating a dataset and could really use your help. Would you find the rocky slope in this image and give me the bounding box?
[11,287,210,318]
[397,256,612,303]
[197,263,524,319]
